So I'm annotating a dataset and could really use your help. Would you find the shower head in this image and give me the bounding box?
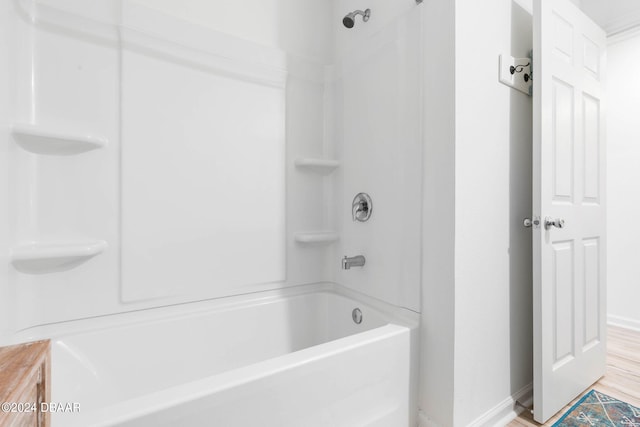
[342,9,370,28]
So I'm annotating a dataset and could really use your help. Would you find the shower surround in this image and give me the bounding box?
[0,0,423,425]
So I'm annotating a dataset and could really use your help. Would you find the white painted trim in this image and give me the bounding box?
[608,315,640,332]
[466,383,533,427]
[607,25,640,46]
[601,12,640,40]
[417,384,533,427]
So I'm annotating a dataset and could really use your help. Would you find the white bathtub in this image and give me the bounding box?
[44,284,418,426]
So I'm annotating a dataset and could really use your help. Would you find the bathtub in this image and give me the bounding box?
[41,283,418,426]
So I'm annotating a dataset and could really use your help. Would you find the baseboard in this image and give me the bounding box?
[418,410,444,427]
[466,383,533,427]
[418,384,533,427]
[608,315,640,332]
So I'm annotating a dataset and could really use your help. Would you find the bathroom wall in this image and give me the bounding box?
[419,0,534,425]
[606,29,640,332]
[453,0,534,424]
[0,0,335,336]
[419,0,456,425]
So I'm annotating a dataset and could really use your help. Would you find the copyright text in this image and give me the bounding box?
[1,402,81,413]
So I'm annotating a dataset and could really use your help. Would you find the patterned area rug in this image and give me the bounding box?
[553,390,640,426]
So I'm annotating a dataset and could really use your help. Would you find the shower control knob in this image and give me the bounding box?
[352,193,373,222]
[544,217,565,230]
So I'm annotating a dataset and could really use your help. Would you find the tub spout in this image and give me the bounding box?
[342,255,365,270]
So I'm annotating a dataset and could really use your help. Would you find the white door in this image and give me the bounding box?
[532,0,607,423]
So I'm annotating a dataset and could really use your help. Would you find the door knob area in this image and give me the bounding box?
[544,217,565,230]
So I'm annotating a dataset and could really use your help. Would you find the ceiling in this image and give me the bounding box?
[580,0,640,35]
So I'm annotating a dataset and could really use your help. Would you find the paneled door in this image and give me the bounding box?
[532,0,607,423]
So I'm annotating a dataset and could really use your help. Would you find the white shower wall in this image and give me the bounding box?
[2,0,121,334]
[131,0,333,64]
[330,0,422,312]
[1,0,423,337]
[0,0,339,335]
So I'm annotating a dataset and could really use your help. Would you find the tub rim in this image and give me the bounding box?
[6,282,419,345]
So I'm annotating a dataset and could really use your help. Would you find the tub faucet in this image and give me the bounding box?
[342,255,366,270]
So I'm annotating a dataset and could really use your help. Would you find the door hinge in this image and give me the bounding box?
[523,216,540,229]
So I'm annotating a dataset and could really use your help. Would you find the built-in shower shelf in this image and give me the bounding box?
[11,124,108,155]
[294,158,340,175]
[294,232,339,244]
[10,240,108,274]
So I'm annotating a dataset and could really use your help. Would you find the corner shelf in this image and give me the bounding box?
[10,240,108,274]
[294,232,339,245]
[294,158,340,175]
[11,124,108,155]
